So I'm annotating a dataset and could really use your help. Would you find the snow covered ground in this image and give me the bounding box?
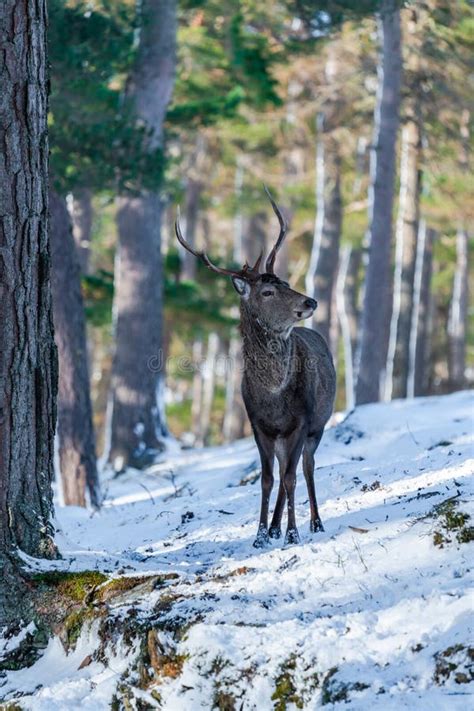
[1,390,473,710]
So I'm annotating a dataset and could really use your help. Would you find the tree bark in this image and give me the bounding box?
[71,188,93,274]
[448,229,469,390]
[197,333,219,446]
[336,246,362,410]
[223,335,242,442]
[109,0,177,469]
[0,0,58,624]
[306,52,343,350]
[385,118,422,399]
[407,222,435,397]
[50,189,101,508]
[355,0,402,404]
[385,9,423,400]
[306,122,342,347]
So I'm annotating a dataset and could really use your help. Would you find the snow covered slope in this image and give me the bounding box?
[1,390,473,709]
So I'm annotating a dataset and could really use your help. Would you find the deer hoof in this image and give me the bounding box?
[284,528,300,545]
[253,526,270,548]
[268,526,282,540]
[310,519,325,533]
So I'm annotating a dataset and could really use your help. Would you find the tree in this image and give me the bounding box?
[386,6,425,400]
[448,228,469,390]
[50,189,101,508]
[109,0,177,469]
[179,134,213,281]
[355,0,402,404]
[407,222,435,397]
[306,53,343,350]
[0,0,57,624]
[47,0,135,503]
[72,189,93,275]
[336,246,362,409]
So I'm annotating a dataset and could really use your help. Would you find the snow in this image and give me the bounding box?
[1,390,473,709]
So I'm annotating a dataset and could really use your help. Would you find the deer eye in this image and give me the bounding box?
[261,290,275,297]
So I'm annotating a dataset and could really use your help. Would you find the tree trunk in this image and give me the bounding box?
[71,188,93,274]
[336,246,362,411]
[191,338,204,441]
[223,335,241,442]
[181,177,202,280]
[407,222,435,397]
[245,211,268,266]
[50,190,101,508]
[109,0,177,469]
[385,118,422,399]
[448,229,469,390]
[306,123,342,347]
[385,9,422,400]
[197,333,219,446]
[180,135,207,280]
[0,0,58,624]
[306,58,343,349]
[355,0,401,404]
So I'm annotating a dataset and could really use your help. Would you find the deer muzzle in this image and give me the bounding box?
[294,297,317,320]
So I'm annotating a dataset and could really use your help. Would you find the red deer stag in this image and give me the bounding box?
[176,187,336,546]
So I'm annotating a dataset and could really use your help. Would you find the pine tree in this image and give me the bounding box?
[50,189,101,508]
[109,0,178,468]
[356,0,402,404]
[0,0,57,624]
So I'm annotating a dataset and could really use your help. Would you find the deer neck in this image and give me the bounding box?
[240,305,294,393]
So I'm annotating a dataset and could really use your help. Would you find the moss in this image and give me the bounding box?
[271,655,304,710]
[431,498,473,548]
[31,570,108,602]
[97,573,178,604]
[150,689,162,703]
[63,608,97,648]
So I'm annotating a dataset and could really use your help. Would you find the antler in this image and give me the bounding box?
[263,184,288,274]
[175,207,262,280]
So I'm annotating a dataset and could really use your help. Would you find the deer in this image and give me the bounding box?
[175,187,336,547]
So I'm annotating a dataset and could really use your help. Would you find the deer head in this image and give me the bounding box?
[175,186,317,337]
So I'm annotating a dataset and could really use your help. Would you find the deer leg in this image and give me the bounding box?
[269,480,286,539]
[303,431,325,533]
[252,429,275,548]
[283,430,306,545]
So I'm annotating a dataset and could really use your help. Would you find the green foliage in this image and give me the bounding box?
[271,655,304,710]
[49,0,165,194]
[431,497,474,548]
[229,12,282,107]
[83,270,114,326]
[82,252,238,336]
[31,570,108,602]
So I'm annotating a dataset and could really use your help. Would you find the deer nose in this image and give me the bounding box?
[305,298,317,310]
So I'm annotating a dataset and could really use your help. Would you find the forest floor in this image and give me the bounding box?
[1,390,473,710]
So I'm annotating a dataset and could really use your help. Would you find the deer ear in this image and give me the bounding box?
[231,277,250,300]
